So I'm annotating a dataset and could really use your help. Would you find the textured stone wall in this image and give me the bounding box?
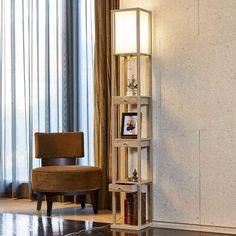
[121,0,236,228]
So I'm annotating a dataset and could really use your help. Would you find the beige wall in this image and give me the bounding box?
[121,0,236,230]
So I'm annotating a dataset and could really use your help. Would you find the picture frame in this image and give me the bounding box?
[121,112,140,138]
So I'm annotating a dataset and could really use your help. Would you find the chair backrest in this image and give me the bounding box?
[35,132,84,159]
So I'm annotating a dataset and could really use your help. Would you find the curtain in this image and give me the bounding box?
[94,0,119,209]
[0,0,67,198]
[0,0,95,198]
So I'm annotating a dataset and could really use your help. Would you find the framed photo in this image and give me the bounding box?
[121,112,139,138]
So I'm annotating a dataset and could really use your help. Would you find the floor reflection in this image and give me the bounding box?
[0,213,108,236]
[0,213,233,236]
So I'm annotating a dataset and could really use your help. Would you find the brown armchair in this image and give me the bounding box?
[32,132,101,216]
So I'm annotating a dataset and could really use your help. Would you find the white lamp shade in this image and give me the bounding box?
[113,9,151,55]
[114,10,137,54]
[140,11,150,54]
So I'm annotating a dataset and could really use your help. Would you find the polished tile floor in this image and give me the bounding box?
[0,213,233,236]
[0,213,110,235]
[0,199,233,236]
[0,198,113,223]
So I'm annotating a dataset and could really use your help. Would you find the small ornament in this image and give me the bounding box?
[128,169,138,182]
[126,56,137,96]
[127,76,137,96]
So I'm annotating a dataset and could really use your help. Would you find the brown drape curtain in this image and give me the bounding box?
[94,0,119,209]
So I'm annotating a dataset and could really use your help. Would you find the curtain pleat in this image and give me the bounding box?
[11,0,17,198]
[0,0,3,195]
[78,0,95,166]
[94,0,119,209]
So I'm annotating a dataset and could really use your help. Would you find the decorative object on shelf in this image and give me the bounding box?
[126,56,137,96]
[124,192,146,225]
[121,112,139,138]
[128,169,138,182]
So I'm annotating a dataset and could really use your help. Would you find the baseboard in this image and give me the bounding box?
[152,221,236,235]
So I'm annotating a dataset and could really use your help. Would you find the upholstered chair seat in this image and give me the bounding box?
[31,132,101,216]
[32,166,101,193]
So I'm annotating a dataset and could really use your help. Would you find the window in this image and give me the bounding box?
[0,0,94,196]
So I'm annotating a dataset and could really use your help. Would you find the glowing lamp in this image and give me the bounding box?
[112,8,151,55]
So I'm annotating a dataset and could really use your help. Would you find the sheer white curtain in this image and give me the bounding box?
[0,0,94,197]
[78,0,94,166]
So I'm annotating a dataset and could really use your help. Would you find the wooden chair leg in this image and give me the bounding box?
[79,195,86,208]
[37,192,43,211]
[46,194,54,217]
[91,190,99,214]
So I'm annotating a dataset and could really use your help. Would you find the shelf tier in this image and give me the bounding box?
[112,96,151,105]
[111,222,153,231]
[109,181,152,193]
[112,52,151,57]
[113,138,151,148]
[115,179,152,185]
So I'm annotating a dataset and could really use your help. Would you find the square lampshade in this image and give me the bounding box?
[112,8,151,55]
